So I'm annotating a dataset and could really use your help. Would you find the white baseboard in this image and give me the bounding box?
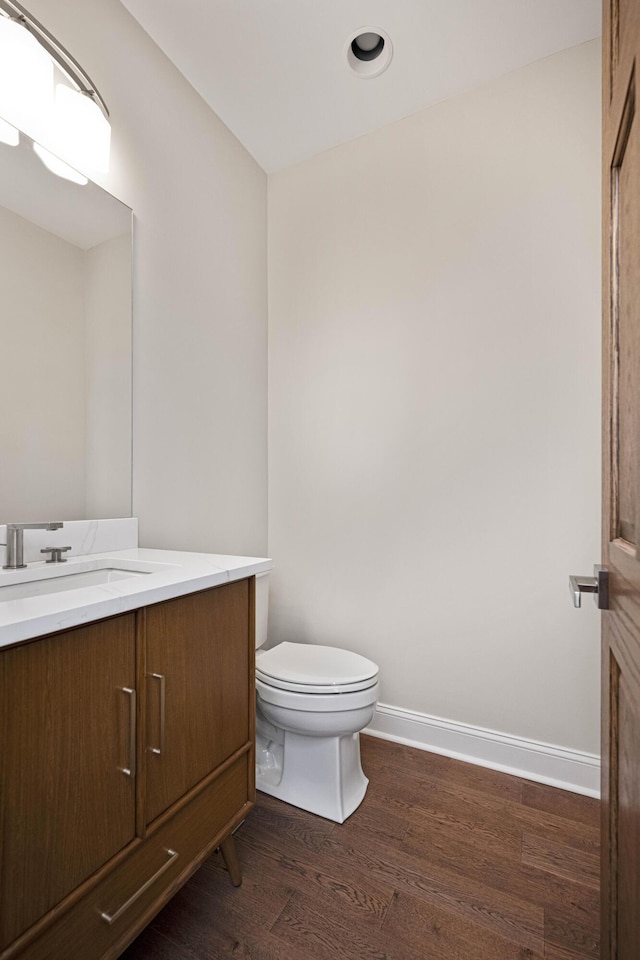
[363,702,600,798]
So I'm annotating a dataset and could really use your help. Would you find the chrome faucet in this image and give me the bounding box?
[3,522,64,569]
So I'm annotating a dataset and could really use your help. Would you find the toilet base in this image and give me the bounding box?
[255,728,369,823]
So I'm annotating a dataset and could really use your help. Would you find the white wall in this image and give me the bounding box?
[268,41,602,754]
[84,233,132,519]
[0,206,86,520]
[27,0,268,557]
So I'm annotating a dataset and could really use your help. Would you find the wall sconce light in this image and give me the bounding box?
[0,0,110,180]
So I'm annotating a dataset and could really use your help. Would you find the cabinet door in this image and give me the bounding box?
[144,579,250,824]
[0,615,137,950]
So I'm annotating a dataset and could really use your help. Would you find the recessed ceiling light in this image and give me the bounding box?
[352,32,385,61]
[347,27,392,79]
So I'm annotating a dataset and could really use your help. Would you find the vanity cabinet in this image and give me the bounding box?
[0,615,137,949]
[0,578,255,960]
[144,580,250,824]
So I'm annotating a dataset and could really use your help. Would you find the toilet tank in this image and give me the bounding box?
[255,571,269,649]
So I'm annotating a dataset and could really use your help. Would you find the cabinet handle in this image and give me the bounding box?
[119,687,136,778]
[99,848,178,925]
[149,673,166,756]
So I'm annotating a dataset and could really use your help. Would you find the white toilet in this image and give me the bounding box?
[254,573,379,823]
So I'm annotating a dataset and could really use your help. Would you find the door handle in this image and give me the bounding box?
[99,848,178,924]
[569,565,609,609]
[119,687,137,778]
[148,673,165,756]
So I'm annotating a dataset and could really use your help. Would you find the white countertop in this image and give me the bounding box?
[0,548,272,648]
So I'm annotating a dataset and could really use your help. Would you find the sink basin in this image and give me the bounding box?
[0,567,150,601]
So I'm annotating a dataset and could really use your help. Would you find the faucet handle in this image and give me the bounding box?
[41,546,72,563]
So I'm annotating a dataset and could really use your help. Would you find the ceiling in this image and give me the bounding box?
[120,0,601,173]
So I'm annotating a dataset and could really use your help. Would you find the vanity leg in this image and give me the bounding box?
[219,835,242,887]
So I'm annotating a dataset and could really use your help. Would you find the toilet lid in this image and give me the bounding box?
[256,642,379,694]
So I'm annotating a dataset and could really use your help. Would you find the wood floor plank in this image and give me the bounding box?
[322,828,544,951]
[148,882,304,960]
[246,799,596,935]
[364,761,599,858]
[336,793,410,849]
[521,834,600,889]
[381,889,544,960]
[400,800,523,863]
[186,845,295,928]
[400,821,599,918]
[121,737,600,960]
[521,782,600,830]
[271,890,397,960]
[239,825,395,923]
[244,792,335,853]
[214,918,323,960]
[508,801,600,854]
[543,907,600,959]
[121,925,197,960]
[383,799,598,916]
[361,736,525,802]
[544,943,599,960]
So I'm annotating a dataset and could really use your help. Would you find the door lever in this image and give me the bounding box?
[569,565,609,609]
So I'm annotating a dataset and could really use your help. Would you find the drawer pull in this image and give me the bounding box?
[119,687,136,778]
[149,673,166,755]
[99,848,178,924]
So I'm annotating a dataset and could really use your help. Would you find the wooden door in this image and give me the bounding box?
[0,615,136,950]
[602,2,640,956]
[144,579,251,825]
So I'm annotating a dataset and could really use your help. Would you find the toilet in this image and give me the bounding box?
[254,573,379,823]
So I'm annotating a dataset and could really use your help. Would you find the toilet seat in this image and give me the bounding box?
[256,675,380,712]
[256,641,378,695]
[255,671,377,695]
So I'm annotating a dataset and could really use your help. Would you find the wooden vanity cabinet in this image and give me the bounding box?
[0,577,255,960]
[143,578,251,824]
[0,615,137,950]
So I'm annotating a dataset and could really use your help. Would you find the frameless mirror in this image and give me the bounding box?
[0,128,132,525]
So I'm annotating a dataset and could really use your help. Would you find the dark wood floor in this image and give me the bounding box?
[122,735,600,960]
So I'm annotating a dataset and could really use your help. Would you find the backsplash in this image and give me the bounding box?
[0,518,138,566]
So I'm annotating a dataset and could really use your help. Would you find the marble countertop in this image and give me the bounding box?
[0,548,272,648]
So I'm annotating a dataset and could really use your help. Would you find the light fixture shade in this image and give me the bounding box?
[52,83,111,174]
[0,15,53,143]
[0,115,19,145]
[33,141,88,185]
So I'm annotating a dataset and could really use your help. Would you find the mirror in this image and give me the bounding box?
[0,128,132,525]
